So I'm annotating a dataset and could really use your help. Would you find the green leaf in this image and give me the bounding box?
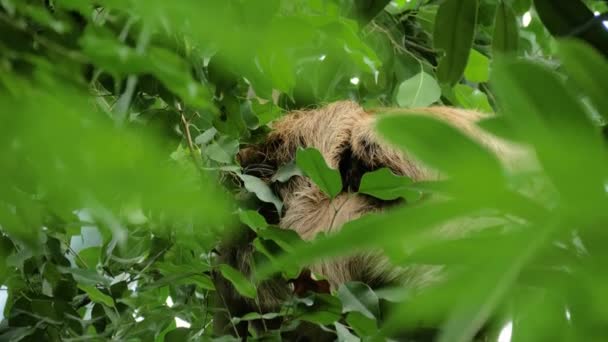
[493,1,519,55]
[454,84,493,113]
[239,174,283,213]
[219,264,257,299]
[271,161,303,183]
[57,266,110,286]
[238,210,268,231]
[434,0,479,85]
[491,59,607,204]
[396,71,442,108]
[464,50,490,83]
[358,168,421,201]
[253,238,300,279]
[337,282,380,320]
[507,0,531,15]
[296,293,342,325]
[231,312,282,324]
[557,39,608,120]
[165,328,190,342]
[335,322,360,342]
[78,284,115,307]
[436,229,551,342]
[76,246,100,270]
[206,138,238,164]
[346,311,377,337]
[256,226,303,253]
[296,148,342,199]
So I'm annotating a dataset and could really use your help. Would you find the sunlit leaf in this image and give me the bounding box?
[396,71,441,108]
[464,50,490,83]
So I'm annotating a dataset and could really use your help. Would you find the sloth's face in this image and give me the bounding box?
[238,101,517,240]
[238,101,424,234]
[236,100,525,292]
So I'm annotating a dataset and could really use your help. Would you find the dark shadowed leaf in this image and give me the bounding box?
[219,264,257,299]
[493,1,519,55]
[335,322,360,342]
[434,0,479,85]
[296,293,342,325]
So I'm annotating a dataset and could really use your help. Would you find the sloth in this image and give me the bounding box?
[214,101,523,340]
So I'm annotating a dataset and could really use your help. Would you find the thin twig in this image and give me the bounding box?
[178,105,203,168]
[218,291,242,338]
[568,13,608,37]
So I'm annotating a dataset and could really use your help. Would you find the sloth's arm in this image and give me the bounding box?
[352,106,530,178]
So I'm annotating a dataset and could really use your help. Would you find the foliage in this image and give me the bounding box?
[1,0,608,341]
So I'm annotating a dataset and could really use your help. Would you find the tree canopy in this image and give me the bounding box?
[1,0,608,341]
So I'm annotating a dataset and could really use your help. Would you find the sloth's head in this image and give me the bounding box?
[237,101,517,243]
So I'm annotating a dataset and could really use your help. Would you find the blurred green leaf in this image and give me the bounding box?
[491,59,608,204]
[358,168,421,201]
[507,0,531,15]
[557,39,608,120]
[377,113,502,187]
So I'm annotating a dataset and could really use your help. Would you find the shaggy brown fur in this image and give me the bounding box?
[215,100,526,339]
